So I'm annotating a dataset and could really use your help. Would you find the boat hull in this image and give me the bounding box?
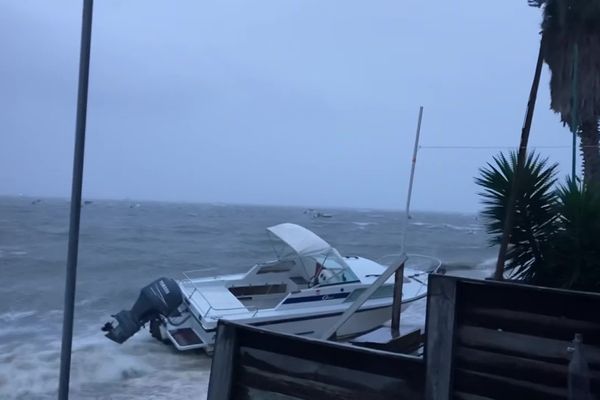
[157,299,419,353]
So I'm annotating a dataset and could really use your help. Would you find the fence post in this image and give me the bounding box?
[568,333,592,400]
[391,262,405,335]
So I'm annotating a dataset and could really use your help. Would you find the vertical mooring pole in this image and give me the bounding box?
[403,106,424,229]
[390,262,405,335]
[58,1,93,399]
[392,106,424,335]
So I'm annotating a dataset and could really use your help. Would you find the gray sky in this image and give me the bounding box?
[0,1,579,212]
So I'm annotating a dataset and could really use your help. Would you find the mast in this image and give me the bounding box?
[392,106,424,333]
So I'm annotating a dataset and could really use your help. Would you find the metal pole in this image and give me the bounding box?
[391,106,423,334]
[571,43,579,180]
[58,1,93,399]
[402,106,424,249]
[494,38,544,280]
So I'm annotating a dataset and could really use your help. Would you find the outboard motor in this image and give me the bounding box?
[102,277,183,344]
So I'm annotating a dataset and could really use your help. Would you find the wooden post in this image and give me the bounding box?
[568,333,592,400]
[207,322,238,400]
[321,254,407,340]
[425,274,458,400]
[494,38,545,280]
[391,262,405,336]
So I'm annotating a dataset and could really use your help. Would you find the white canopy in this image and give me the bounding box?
[266,223,331,257]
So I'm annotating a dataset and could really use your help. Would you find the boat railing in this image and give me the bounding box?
[181,267,224,280]
[181,269,260,318]
[376,253,442,275]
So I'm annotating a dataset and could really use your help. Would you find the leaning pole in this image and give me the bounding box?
[494,38,544,280]
[58,1,94,399]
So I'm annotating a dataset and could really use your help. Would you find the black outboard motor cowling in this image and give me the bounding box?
[102,277,183,344]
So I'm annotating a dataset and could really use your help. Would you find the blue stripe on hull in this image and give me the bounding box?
[283,292,350,304]
[250,304,391,327]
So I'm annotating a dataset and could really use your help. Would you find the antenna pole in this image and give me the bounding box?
[58,1,93,398]
[401,106,424,250]
[392,106,424,334]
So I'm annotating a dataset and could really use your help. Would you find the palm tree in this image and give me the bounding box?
[539,178,600,291]
[477,151,600,291]
[528,0,600,185]
[477,151,558,280]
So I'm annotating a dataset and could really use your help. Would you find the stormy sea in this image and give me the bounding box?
[0,197,496,399]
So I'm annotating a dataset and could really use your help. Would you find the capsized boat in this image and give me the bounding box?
[102,223,436,353]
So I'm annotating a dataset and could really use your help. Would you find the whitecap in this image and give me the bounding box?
[410,222,434,227]
[442,223,483,232]
[477,257,498,270]
[352,222,376,228]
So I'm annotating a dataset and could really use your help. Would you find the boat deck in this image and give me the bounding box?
[181,282,254,318]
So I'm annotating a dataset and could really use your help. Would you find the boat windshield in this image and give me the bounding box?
[313,253,359,286]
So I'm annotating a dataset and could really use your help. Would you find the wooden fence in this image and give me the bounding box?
[425,274,600,400]
[207,320,425,400]
[206,274,600,399]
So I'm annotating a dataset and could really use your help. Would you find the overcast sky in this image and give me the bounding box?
[0,1,579,212]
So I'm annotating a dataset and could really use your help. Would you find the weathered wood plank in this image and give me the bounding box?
[457,326,600,367]
[207,322,238,400]
[237,365,410,400]
[425,274,458,400]
[456,280,600,322]
[454,368,568,400]
[234,386,303,400]
[455,346,568,387]
[237,346,422,397]
[460,307,600,344]
[235,321,425,380]
[453,392,495,400]
[352,328,423,354]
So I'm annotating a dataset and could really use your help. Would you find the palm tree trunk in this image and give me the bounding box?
[580,120,600,186]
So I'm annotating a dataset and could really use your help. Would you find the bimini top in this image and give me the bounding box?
[266,223,331,257]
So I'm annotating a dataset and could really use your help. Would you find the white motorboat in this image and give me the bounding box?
[102,223,434,353]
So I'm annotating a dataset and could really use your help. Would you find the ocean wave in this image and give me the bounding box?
[442,223,482,232]
[477,257,498,270]
[410,221,483,233]
[352,222,377,229]
[0,330,211,400]
[0,247,29,257]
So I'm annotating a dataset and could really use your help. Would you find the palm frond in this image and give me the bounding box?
[538,178,600,290]
[475,151,558,279]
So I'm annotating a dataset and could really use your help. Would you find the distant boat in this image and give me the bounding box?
[102,223,432,354]
[315,212,333,218]
[31,199,42,205]
[84,200,93,205]
[304,209,333,219]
